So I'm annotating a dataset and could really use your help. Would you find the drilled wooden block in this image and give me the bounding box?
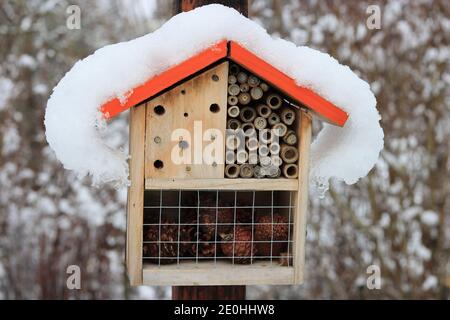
[145,62,228,179]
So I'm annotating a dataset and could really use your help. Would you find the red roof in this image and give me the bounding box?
[101,40,348,126]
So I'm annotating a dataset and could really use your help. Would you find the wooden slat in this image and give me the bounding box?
[143,261,294,286]
[145,178,298,191]
[229,41,348,127]
[292,110,312,284]
[101,40,228,119]
[145,62,228,179]
[126,103,146,285]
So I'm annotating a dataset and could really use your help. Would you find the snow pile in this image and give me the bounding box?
[45,4,383,188]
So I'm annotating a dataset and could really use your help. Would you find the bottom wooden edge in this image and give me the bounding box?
[141,261,296,286]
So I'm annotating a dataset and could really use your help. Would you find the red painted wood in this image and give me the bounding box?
[229,41,348,126]
[100,40,228,119]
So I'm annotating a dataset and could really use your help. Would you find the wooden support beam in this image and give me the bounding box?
[172,286,246,300]
[171,0,249,301]
[174,0,248,16]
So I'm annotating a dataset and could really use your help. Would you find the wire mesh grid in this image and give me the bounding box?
[142,190,294,267]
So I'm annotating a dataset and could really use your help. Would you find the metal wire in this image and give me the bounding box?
[143,190,294,266]
[158,189,162,267]
[176,190,181,267]
[214,190,218,266]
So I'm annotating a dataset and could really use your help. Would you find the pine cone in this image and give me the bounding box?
[254,214,290,257]
[220,226,257,264]
[236,208,252,223]
[179,222,197,258]
[143,219,178,264]
[200,207,234,240]
[180,226,217,258]
[198,240,216,258]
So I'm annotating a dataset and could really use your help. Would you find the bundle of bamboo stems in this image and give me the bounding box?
[225,64,299,179]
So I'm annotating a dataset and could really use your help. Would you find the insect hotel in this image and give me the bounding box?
[101,40,348,286]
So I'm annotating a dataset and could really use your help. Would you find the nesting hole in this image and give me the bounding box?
[285,149,295,158]
[286,165,296,176]
[270,96,280,106]
[211,74,219,82]
[228,165,238,175]
[183,112,188,117]
[154,105,165,115]
[153,160,164,169]
[210,103,220,113]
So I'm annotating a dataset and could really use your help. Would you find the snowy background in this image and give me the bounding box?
[0,0,449,299]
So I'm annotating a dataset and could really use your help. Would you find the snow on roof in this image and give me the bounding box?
[100,40,349,126]
[44,4,384,190]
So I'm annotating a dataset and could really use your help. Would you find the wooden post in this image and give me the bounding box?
[173,0,248,16]
[172,0,248,300]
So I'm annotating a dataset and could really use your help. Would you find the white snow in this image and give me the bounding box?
[420,210,439,227]
[422,275,438,291]
[45,4,383,188]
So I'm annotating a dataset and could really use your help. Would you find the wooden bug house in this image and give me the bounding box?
[101,40,348,286]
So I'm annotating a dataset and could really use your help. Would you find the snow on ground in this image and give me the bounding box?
[45,4,383,189]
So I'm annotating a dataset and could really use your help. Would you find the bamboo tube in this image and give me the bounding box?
[250,87,263,100]
[256,104,271,118]
[253,166,264,178]
[248,152,258,165]
[254,116,267,130]
[226,135,241,150]
[226,150,236,164]
[239,164,254,178]
[271,155,282,167]
[246,137,259,151]
[225,164,240,178]
[260,156,271,167]
[237,71,248,84]
[259,129,273,145]
[282,164,298,179]
[240,83,250,93]
[280,144,299,164]
[236,149,249,164]
[258,145,270,157]
[282,130,298,146]
[261,165,278,177]
[266,165,281,178]
[280,108,296,126]
[228,84,240,96]
[269,142,280,155]
[238,92,251,105]
[266,93,283,110]
[227,106,240,118]
[227,95,238,106]
[239,106,256,123]
[268,113,281,126]
[228,75,237,85]
[272,123,287,137]
[227,118,241,131]
[260,82,269,92]
[230,64,240,75]
[241,123,256,137]
[247,75,260,87]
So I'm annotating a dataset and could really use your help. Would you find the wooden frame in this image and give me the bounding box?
[143,261,294,286]
[126,113,312,287]
[145,178,298,191]
[125,59,313,287]
[126,102,146,285]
